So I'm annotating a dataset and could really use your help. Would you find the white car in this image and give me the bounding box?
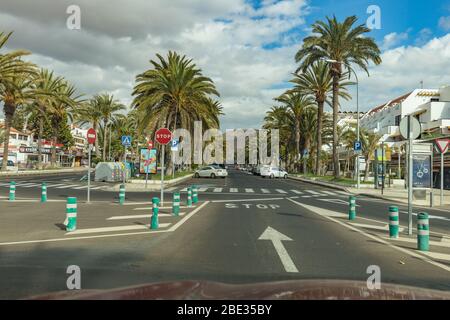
[0,159,17,171]
[260,166,288,179]
[194,166,228,178]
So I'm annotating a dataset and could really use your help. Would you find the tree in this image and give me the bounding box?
[361,129,380,181]
[76,101,102,159]
[295,15,381,179]
[0,31,36,170]
[290,61,351,175]
[132,51,222,171]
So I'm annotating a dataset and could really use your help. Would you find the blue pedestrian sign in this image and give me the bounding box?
[354,140,362,151]
[121,135,132,147]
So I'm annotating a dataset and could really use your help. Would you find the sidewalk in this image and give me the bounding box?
[105,173,193,192]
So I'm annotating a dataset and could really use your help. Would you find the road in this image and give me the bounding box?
[0,169,450,299]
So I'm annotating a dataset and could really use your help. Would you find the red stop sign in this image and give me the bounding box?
[87,128,96,145]
[155,128,172,145]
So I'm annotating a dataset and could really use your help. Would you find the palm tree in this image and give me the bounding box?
[0,31,36,170]
[76,101,103,158]
[295,15,382,179]
[132,51,221,171]
[290,61,352,175]
[274,92,315,171]
[93,93,125,161]
[361,129,380,181]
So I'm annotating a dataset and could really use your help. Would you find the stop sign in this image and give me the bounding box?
[87,128,96,145]
[155,128,172,145]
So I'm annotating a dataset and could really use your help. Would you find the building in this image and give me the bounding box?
[70,125,88,167]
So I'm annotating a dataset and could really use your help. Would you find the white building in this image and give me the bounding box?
[360,86,450,142]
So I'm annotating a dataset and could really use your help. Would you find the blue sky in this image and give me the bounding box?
[1,0,450,129]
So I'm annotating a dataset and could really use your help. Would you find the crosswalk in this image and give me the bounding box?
[177,187,349,197]
[0,181,106,191]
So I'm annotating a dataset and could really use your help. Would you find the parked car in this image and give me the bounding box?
[260,166,288,179]
[194,166,228,178]
[0,159,16,171]
[253,164,270,176]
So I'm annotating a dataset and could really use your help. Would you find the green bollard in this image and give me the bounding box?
[9,181,16,201]
[173,192,180,216]
[348,195,356,220]
[151,197,159,229]
[388,206,399,238]
[65,197,77,232]
[417,212,429,251]
[41,182,47,203]
[192,185,198,204]
[119,184,125,205]
[187,187,192,207]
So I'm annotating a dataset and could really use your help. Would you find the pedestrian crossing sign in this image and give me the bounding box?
[121,136,132,146]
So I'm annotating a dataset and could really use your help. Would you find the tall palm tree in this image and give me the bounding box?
[92,93,126,161]
[290,61,352,175]
[361,129,380,181]
[295,15,382,179]
[0,31,36,170]
[274,92,315,170]
[132,51,221,171]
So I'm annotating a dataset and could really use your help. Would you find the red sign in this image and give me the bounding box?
[87,128,96,145]
[155,128,172,145]
[148,141,154,150]
[435,139,449,154]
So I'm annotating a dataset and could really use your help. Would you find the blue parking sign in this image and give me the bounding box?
[354,140,362,151]
[121,136,132,146]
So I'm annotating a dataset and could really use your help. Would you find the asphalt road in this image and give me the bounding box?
[0,169,450,299]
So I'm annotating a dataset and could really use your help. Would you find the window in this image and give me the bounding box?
[395,115,401,126]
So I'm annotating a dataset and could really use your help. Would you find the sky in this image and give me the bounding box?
[1,0,450,130]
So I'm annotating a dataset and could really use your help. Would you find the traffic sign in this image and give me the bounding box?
[400,116,421,140]
[87,128,96,145]
[354,140,362,151]
[121,135,132,146]
[155,128,172,145]
[171,138,179,151]
[435,139,449,154]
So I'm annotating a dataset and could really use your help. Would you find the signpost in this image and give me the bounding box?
[86,128,96,203]
[121,136,132,184]
[171,138,179,179]
[146,140,154,188]
[435,139,449,206]
[399,115,421,235]
[155,128,172,205]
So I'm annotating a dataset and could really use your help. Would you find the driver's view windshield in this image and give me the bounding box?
[1,0,450,309]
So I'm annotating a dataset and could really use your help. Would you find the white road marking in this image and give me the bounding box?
[165,187,176,192]
[213,188,223,192]
[322,190,338,196]
[305,190,321,195]
[198,187,208,192]
[261,189,270,193]
[286,198,450,274]
[421,252,450,261]
[168,201,209,232]
[258,226,298,273]
[230,188,238,193]
[212,197,284,203]
[66,223,171,235]
[290,190,303,194]
[301,195,312,198]
[349,222,405,233]
[56,184,79,189]
[385,236,450,248]
[17,183,39,187]
[245,188,255,193]
[72,185,88,190]
[400,211,450,222]
[180,188,188,191]
[133,206,193,210]
[108,212,186,220]
[275,189,288,194]
[318,198,360,206]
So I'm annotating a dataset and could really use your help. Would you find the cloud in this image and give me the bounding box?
[415,28,433,46]
[438,16,450,31]
[381,31,408,50]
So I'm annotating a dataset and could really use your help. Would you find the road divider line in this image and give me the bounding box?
[286,198,450,274]
[168,201,209,232]
[349,222,405,233]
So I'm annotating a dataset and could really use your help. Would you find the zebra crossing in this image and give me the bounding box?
[176,186,349,197]
[0,181,106,191]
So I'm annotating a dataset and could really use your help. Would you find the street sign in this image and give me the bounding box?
[435,138,449,154]
[171,138,179,151]
[353,140,362,151]
[399,116,421,140]
[121,135,132,147]
[155,128,172,145]
[87,128,96,145]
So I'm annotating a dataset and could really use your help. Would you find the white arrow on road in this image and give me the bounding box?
[258,226,298,273]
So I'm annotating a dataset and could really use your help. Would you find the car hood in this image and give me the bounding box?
[27,279,450,300]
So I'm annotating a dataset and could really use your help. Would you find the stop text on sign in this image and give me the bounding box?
[225,203,280,209]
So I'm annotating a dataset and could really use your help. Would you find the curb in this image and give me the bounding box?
[0,168,87,178]
[106,174,194,192]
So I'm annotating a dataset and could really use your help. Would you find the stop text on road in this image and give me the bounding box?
[155,128,172,145]
[225,203,280,209]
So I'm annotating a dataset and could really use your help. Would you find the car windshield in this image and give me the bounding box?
[1,1,450,305]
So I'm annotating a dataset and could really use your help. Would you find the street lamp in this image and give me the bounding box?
[321,58,360,189]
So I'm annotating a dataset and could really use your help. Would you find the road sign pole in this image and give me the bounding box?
[161,144,165,205]
[441,152,444,206]
[145,149,149,189]
[407,116,413,236]
[87,144,91,203]
[123,146,126,185]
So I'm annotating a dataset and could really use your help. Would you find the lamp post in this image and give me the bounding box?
[321,58,360,189]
